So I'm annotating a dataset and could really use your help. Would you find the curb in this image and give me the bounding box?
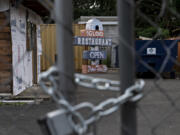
[0,93,50,104]
[107,68,119,73]
[0,99,42,104]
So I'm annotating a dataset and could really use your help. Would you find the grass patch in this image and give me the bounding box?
[0,102,28,106]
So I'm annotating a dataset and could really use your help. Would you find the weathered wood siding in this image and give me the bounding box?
[0,11,12,93]
[10,6,42,95]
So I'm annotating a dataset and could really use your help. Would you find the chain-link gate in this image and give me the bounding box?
[0,0,180,135]
[38,66,144,135]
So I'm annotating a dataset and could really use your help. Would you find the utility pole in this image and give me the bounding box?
[55,0,76,103]
[117,0,136,135]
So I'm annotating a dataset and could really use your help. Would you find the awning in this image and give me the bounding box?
[21,0,51,16]
[0,0,10,12]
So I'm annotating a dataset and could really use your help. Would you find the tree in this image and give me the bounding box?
[73,0,116,20]
[135,0,180,38]
[73,0,179,37]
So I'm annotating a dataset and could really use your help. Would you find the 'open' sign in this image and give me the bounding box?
[83,51,107,60]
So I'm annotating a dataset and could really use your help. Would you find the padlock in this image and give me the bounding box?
[38,109,77,135]
[85,122,97,135]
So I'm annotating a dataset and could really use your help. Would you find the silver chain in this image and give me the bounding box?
[75,73,120,91]
[40,66,120,92]
[39,66,145,135]
[72,79,144,133]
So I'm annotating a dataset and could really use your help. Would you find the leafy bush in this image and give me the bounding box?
[136,27,170,39]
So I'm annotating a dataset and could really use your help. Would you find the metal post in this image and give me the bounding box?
[55,0,76,103]
[117,0,136,135]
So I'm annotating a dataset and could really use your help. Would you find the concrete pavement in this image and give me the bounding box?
[0,73,179,135]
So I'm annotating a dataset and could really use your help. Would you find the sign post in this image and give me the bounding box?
[74,19,112,73]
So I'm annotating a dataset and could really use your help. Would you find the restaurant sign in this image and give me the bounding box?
[80,30,104,37]
[82,65,108,73]
[74,36,112,46]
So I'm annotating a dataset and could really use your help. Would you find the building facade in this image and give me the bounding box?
[0,0,49,95]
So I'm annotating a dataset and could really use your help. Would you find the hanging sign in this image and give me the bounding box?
[82,65,108,73]
[83,51,107,60]
[80,30,104,37]
[74,36,112,46]
[147,48,156,55]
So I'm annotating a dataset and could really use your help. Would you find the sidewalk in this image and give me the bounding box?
[0,71,120,102]
[0,85,50,104]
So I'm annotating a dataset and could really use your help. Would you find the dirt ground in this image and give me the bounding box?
[0,73,180,135]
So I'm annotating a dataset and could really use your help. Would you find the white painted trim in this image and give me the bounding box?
[0,0,10,12]
[79,16,118,21]
[0,93,12,97]
[78,21,118,25]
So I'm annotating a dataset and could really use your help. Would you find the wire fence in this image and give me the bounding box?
[0,0,180,135]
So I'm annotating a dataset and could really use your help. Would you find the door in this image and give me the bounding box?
[27,22,37,84]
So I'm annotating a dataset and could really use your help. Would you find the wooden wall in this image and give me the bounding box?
[40,24,56,71]
[0,11,12,93]
[40,24,87,72]
[73,24,88,72]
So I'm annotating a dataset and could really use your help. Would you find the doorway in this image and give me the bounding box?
[27,22,37,84]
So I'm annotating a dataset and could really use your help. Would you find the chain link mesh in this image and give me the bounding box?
[0,0,180,135]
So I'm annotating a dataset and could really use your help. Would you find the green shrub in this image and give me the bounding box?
[136,27,170,39]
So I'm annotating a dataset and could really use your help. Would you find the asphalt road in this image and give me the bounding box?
[0,73,180,135]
